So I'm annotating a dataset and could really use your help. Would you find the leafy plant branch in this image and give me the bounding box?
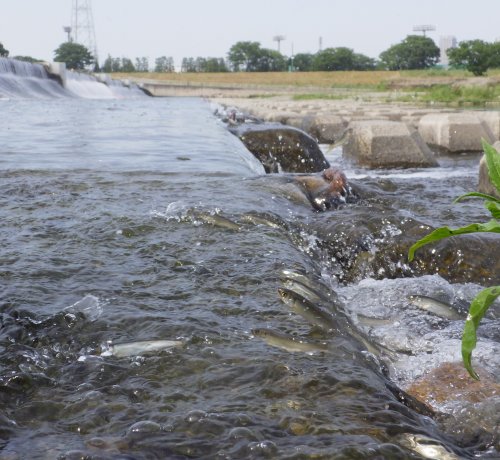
[408,139,500,380]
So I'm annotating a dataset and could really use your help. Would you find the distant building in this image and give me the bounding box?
[439,36,457,67]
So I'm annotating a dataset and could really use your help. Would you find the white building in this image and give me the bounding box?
[439,36,457,67]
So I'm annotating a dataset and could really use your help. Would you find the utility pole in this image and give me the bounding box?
[273,35,286,53]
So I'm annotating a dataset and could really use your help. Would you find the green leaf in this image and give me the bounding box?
[454,191,500,204]
[485,201,500,219]
[482,139,500,193]
[462,286,500,380]
[408,219,500,261]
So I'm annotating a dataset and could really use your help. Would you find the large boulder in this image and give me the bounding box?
[343,120,438,169]
[229,123,330,174]
[418,112,495,153]
[478,140,500,198]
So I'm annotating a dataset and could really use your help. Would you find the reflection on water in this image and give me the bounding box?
[0,97,498,459]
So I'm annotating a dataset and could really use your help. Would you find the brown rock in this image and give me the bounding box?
[406,362,500,411]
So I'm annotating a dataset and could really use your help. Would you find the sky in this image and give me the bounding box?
[1,0,500,69]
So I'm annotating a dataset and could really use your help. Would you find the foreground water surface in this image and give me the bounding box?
[0,97,498,459]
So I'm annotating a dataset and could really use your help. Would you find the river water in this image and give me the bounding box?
[0,96,499,459]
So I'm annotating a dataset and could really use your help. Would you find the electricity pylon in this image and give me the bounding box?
[71,0,99,65]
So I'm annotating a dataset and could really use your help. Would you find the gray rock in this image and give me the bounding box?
[478,140,500,198]
[343,120,438,169]
[230,123,330,173]
[418,112,495,153]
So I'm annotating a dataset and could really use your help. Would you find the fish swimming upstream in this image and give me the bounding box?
[101,339,183,358]
[252,328,329,354]
[407,294,464,320]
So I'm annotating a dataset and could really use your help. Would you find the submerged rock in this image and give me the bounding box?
[306,205,500,286]
[406,362,499,411]
[229,123,330,173]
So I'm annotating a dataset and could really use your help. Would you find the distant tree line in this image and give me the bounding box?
[2,35,500,75]
[181,57,228,72]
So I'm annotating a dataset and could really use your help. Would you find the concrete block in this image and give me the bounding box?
[309,114,348,143]
[343,120,438,169]
[477,111,500,141]
[418,113,495,153]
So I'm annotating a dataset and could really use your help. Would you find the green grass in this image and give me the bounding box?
[292,93,349,101]
[420,84,500,106]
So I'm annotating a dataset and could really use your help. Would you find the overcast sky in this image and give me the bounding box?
[2,0,500,69]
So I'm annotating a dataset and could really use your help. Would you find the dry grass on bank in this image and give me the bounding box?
[115,69,500,90]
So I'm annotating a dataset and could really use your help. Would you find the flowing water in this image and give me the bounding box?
[1,84,499,458]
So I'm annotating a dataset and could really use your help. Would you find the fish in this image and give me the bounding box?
[240,211,285,229]
[280,269,339,303]
[356,313,395,327]
[278,287,397,360]
[407,294,463,320]
[252,328,329,354]
[190,210,241,231]
[278,287,339,331]
[101,339,183,358]
[281,277,339,306]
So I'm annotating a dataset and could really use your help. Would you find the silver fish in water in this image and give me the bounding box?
[101,339,183,358]
[252,328,329,354]
[278,287,339,331]
[191,210,241,231]
[408,294,463,320]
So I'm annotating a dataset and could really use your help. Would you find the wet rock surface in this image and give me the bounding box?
[229,123,330,173]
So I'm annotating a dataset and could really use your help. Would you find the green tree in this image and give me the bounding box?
[379,35,440,70]
[54,42,94,70]
[227,41,261,71]
[0,42,9,57]
[121,57,135,72]
[447,40,493,76]
[154,56,175,72]
[312,47,374,71]
[292,53,314,71]
[256,48,287,71]
[12,56,40,63]
[490,42,500,68]
[135,57,149,72]
[352,53,377,70]
[102,54,114,72]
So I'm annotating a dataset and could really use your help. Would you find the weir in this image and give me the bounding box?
[0,57,148,99]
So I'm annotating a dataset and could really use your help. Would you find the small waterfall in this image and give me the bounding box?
[0,57,72,99]
[65,71,115,99]
[96,74,148,99]
[0,57,149,100]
